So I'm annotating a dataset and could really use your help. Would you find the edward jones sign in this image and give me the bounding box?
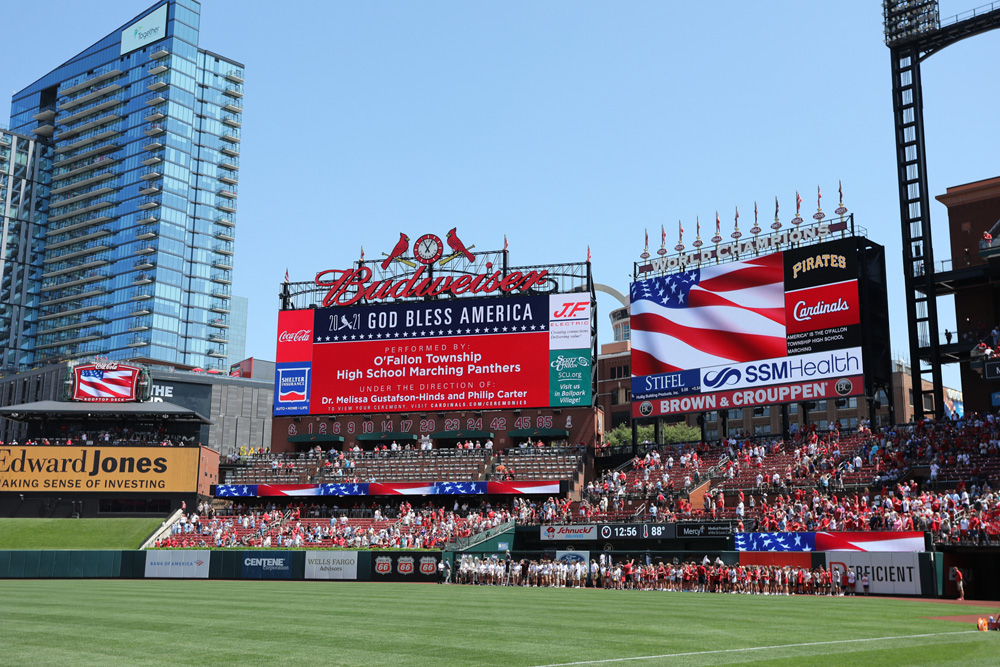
[0,446,200,493]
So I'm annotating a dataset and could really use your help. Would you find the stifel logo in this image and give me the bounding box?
[374,556,392,574]
[278,329,312,342]
[397,556,415,575]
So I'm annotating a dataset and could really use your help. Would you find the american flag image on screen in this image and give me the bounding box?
[630,253,786,376]
[73,365,139,402]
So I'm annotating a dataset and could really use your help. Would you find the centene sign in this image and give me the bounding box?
[700,347,863,394]
[540,524,597,541]
[633,375,864,418]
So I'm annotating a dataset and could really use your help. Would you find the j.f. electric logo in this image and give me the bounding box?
[552,301,588,318]
[701,348,862,393]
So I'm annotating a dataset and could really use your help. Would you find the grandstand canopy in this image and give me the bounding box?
[0,400,211,424]
[287,433,344,443]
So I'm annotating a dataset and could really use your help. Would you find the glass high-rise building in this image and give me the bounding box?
[6,0,243,371]
[0,129,51,370]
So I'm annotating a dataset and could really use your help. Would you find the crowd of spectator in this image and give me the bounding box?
[451,554,873,596]
[8,426,195,447]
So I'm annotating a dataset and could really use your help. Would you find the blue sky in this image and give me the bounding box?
[4,1,998,389]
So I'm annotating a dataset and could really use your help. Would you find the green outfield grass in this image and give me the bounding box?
[0,580,996,666]
[0,518,161,549]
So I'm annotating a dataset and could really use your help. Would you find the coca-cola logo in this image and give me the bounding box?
[278,329,312,343]
[793,298,850,322]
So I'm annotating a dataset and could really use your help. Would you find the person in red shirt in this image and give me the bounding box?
[952,566,964,600]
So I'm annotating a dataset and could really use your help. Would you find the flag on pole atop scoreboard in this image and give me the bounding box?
[630,253,786,375]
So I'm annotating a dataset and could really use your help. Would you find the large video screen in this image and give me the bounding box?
[274,294,592,415]
[631,238,865,417]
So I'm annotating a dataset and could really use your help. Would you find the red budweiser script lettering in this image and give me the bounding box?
[315,265,549,307]
[278,329,312,342]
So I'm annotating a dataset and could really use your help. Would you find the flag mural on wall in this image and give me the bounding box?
[630,252,786,375]
[734,532,925,553]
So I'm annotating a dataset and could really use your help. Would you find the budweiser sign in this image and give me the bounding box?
[793,298,850,322]
[315,265,549,307]
[279,329,312,342]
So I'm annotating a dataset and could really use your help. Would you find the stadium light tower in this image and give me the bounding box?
[884,0,1000,419]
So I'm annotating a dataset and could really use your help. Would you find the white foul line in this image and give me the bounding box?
[528,630,982,667]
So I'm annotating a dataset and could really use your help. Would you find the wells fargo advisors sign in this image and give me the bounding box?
[0,446,201,493]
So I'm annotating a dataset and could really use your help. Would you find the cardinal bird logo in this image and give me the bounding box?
[446,228,475,263]
[381,233,411,269]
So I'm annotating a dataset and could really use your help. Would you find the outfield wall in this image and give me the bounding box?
[0,550,441,582]
[0,549,944,597]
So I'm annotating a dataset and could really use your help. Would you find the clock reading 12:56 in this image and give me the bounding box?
[413,233,444,264]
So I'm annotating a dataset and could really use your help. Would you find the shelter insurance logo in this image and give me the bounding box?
[273,363,311,415]
[374,556,392,575]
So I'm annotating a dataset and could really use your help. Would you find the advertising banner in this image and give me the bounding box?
[633,375,864,418]
[549,350,591,407]
[371,551,440,582]
[540,525,597,541]
[145,550,210,579]
[241,551,292,579]
[72,363,142,402]
[121,4,167,55]
[555,550,590,566]
[826,552,922,595]
[0,446,201,493]
[273,362,312,415]
[676,523,735,538]
[274,294,592,415]
[304,551,359,580]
